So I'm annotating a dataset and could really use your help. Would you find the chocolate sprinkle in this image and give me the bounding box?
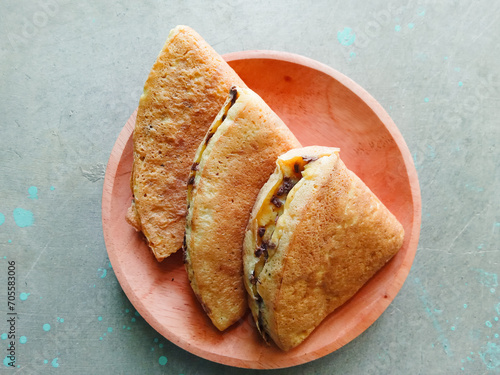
[302,156,318,162]
[255,242,269,258]
[270,195,282,208]
[276,177,296,196]
[294,163,299,173]
[205,132,214,144]
[250,272,258,285]
[257,227,266,238]
[187,176,195,185]
[191,162,199,171]
[229,86,238,105]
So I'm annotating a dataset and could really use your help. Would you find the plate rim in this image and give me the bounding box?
[102,50,421,369]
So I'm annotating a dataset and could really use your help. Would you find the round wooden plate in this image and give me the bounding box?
[102,50,421,369]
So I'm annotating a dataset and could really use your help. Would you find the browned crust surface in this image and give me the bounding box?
[127,25,246,261]
[185,87,301,330]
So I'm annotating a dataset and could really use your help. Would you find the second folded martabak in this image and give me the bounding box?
[184,86,301,331]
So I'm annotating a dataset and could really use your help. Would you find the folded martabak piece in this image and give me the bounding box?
[127,25,246,261]
[184,86,301,331]
[243,146,405,350]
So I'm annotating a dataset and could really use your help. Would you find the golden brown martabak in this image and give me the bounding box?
[126,25,246,261]
[243,146,405,350]
[184,86,301,331]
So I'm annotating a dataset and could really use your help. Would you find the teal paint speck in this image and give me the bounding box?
[159,343,163,348]
[486,321,493,328]
[107,327,112,333]
[479,342,500,370]
[43,323,51,332]
[418,9,426,16]
[464,304,468,309]
[44,360,48,364]
[8,240,12,243]
[424,97,429,102]
[154,338,159,343]
[131,317,136,323]
[57,317,64,323]
[476,269,498,288]
[51,358,59,368]
[491,288,496,293]
[408,23,415,29]
[458,81,463,87]
[3,356,12,367]
[98,268,107,278]
[337,27,356,46]
[451,326,456,331]
[28,186,38,199]
[98,316,102,321]
[125,309,130,313]
[122,325,126,329]
[19,292,30,301]
[135,311,140,317]
[99,337,103,340]
[0,213,4,226]
[1,333,7,340]
[466,184,484,193]
[158,356,168,366]
[13,208,34,227]
[50,186,55,191]
[349,51,356,59]
[127,327,131,330]
[19,336,27,344]
[395,25,401,32]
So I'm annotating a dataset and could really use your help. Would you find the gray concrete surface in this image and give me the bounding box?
[1,0,499,374]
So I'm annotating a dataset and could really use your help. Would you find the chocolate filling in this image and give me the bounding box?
[257,226,266,238]
[205,132,214,145]
[229,86,238,105]
[270,195,282,208]
[251,155,318,340]
[276,177,296,196]
[186,88,240,201]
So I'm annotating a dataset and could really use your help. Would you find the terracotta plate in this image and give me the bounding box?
[102,50,421,369]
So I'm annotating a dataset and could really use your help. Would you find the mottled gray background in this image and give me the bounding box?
[1,0,499,374]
